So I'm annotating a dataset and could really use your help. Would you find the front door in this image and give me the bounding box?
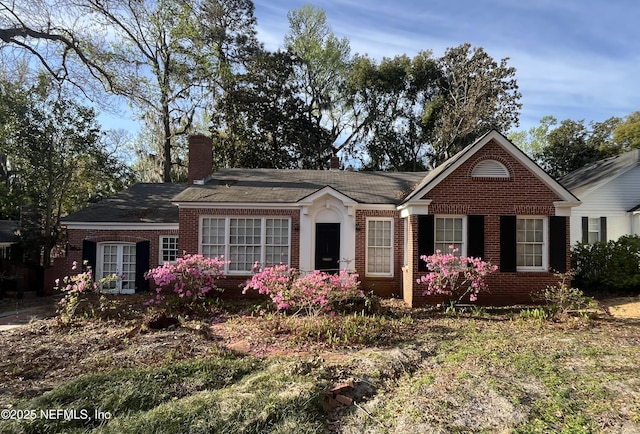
[315,223,340,271]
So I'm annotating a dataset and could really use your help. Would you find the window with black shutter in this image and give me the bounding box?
[417,215,434,271]
[467,215,485,258]
[500,216,517,272]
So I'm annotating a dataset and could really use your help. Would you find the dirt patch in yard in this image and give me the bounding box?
[2,295,640,432]
[600,297,640,319]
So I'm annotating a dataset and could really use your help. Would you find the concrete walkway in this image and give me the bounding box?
[0,292,60,331]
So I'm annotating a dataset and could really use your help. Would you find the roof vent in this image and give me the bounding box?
[472,160,509,178]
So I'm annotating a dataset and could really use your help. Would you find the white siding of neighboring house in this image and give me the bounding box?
[569,165,640,245]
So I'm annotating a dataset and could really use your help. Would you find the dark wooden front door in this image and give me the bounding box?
[315,223,340,271]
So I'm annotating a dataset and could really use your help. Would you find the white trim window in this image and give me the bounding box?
[435,216,465,256]
[0,244,11,259]
[159,236,179,263]
[516,217,547,271]
[200,217,291,274]
[265,218,290,266]
[366,218,393,277]
[229,218,262,272]
[98,243,136,294]
[202,218,226,258]
[587,218,601,244]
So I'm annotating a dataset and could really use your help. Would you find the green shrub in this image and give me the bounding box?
[571,235,640,295]
[533,271,601,320]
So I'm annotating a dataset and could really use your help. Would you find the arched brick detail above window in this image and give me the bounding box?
[471,159,510,179]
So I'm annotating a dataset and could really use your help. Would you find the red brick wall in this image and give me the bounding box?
[407,139,571,306]
[355,209,404,297]
[178,208,301,297]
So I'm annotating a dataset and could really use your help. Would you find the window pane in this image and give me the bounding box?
[435,217,463,255]
[367,220,392,274]
[201,218,225,258]
[265,219,289,266]
[516,218,544,268]
[161,236,179,262]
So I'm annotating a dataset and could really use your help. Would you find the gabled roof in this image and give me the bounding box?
[402,130,580,204]
[559,149,640,198]
[0,220,19,243]
[172,169,427,205]
[62,183,186,224]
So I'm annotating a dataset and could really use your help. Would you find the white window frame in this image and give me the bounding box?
[229,218,263,273]
[434,215,467,257]
[97,242,136,294]
[199,216,291,275]
[587,218,601,244]
[365,217,394,277]
[516,216,548,272]
[159,235,179,264]
[0,243,11,259]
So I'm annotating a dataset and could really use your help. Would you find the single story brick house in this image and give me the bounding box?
[50,130,580,306]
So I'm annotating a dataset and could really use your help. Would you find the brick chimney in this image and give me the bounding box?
[188,135,213,185]
[329,154,340,170]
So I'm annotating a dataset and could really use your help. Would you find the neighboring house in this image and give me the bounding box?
[50,130,580,306]
[0,220,19,260]
[560,149,640,245]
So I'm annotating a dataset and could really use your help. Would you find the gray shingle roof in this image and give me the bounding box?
[559,149,640,197]
[62,183,186,223]
[0,220,19,243]
[173,169,428,204]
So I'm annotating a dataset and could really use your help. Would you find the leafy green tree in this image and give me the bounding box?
[508,115,557,158]
[428,43,522,167]
[0,77,131,266]
[346,52,440,170]
[212,50,328,169]
[535,118,621,178]
[612,111,640,150]
[284,5,354,167]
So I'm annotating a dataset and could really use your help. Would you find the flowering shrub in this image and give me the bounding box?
[55,260,118,323]
[417,246,497,304]
[243,264,363,316]
[145,254,228,306]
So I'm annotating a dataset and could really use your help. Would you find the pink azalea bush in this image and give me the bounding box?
[417,246,497,304]
[145,254,228,305]
[243,263,363,316]
[55,260,118,322]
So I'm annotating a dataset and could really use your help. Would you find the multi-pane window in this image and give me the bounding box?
[517,218,544,269]
[99,243,136,294]
[0,245,10,259]
[367,219,393,276]
[435,217,463,255]
[201,217,291,273]
[201,218,226,258]
[265,218,290,266]
[160,236,179,263]
[229,218,262,272]
[588,218,601,244]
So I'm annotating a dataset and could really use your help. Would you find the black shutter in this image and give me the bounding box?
[600,217,607,242]
[417,215,434,272]
[549,216,567,273]
[500,216,517,272]
[135,241,150,292]
[82,240,97,278]
[581,217,589,243]
[467,215,485,258]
